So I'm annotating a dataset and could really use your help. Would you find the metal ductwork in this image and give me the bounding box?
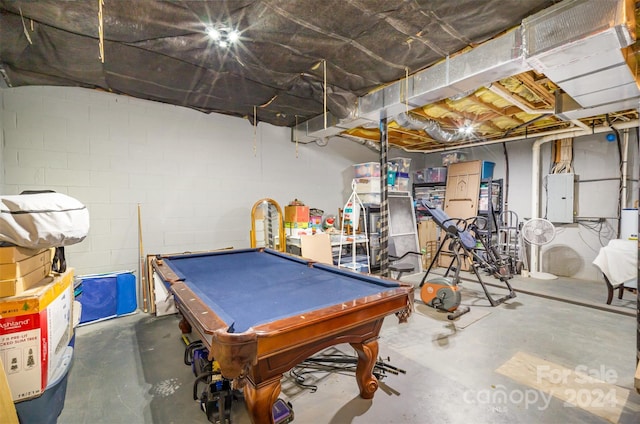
[292,25,531,144]
[394,112,466,143]
[523,0,639,121]
[292,0,638,144]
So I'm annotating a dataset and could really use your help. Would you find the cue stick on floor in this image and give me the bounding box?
[138,203,148,313]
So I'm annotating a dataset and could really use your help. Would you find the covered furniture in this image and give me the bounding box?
[593,239,638,304]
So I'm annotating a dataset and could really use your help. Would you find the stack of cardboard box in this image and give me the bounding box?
[0,246,74,402]
[284,204,310,237]
[0,248,52,297]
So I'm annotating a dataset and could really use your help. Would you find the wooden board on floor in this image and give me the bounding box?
[0,357,19,424]
[496,351,631,423]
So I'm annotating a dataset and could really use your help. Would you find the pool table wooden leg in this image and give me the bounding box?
[243,375,281,424]
[178,315,192,333]
[351,339,379,399]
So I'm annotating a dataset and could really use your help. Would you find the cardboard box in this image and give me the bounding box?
[0,261,52,298]
[418,220,438,247]
[284,205,310,223]
[0,269,74,401]
[418,220,438,268]
[0,249,52,280]
[0,246,46,264]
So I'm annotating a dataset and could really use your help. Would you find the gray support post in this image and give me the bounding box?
[379,117,389,277]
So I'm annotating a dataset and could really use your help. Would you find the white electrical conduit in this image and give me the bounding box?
[529,119,638,277]
[621,129,629,211]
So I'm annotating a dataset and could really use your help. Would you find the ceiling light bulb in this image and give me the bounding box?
[228,30,240,42]
[207,27,221,40]
[458,119,474,136]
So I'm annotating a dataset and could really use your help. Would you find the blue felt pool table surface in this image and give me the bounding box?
[163,248,401,333]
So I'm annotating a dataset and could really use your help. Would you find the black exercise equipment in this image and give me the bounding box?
[417,201,516,308]
[389,243,470,320]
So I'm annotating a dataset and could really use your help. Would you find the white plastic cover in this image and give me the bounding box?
[0,192,90,249]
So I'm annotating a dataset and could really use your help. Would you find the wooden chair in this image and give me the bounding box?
[602,275,637,305]
[593,239,637,305]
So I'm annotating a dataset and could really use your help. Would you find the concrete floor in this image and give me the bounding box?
[55,272,640,424]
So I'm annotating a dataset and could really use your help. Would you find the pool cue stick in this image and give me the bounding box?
[138,203,148,313]
[148,254,157,314]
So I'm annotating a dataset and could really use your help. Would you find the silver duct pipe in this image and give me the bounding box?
[394,112,466,143]
[339,135,381,152]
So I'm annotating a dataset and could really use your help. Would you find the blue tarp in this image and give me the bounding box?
[76,271,137,325]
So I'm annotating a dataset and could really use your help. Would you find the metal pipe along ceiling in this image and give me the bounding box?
[393,112,466,143]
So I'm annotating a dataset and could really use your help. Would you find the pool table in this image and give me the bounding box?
[152,248,413,424]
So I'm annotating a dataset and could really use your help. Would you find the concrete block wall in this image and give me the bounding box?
[3,86,635,282]
[0,86,381,276]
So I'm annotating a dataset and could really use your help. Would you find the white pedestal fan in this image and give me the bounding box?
[521,218,557,280]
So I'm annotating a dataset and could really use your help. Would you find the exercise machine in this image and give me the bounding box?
[417,201,516,308]
[389,222,470,320]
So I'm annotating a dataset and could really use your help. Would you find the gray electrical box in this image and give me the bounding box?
[546,173,578,223]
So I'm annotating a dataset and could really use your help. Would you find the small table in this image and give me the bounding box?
[153,248,413,424]
[593,239,638,304]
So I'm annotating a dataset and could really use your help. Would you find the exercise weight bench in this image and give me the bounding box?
[418,201,517,307]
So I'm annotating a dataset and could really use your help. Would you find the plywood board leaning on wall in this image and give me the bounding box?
[439,160,481,269]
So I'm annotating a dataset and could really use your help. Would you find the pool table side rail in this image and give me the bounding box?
[152,251,414,381]
[251,288,414,360]
[170,276,413,371]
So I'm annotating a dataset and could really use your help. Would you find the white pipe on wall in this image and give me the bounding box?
[529,119,639,275]
[621,129,629,210]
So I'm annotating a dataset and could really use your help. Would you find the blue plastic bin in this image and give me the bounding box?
[77,271,137,325]
[15,347,73,424]
[481,161,495,179]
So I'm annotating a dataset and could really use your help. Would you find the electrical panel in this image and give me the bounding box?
[546,173,578,223]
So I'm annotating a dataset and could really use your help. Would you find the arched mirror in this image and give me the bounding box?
[250,198,286,252]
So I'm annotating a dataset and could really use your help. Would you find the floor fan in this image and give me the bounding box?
[521,218,557,280]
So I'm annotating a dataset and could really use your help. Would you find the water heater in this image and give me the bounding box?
[620,208,638,240]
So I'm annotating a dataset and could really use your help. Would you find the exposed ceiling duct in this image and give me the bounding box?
[292,0,639,145]
[293,26,530,143]
[523,0,639,121]
[394,112,466,143]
